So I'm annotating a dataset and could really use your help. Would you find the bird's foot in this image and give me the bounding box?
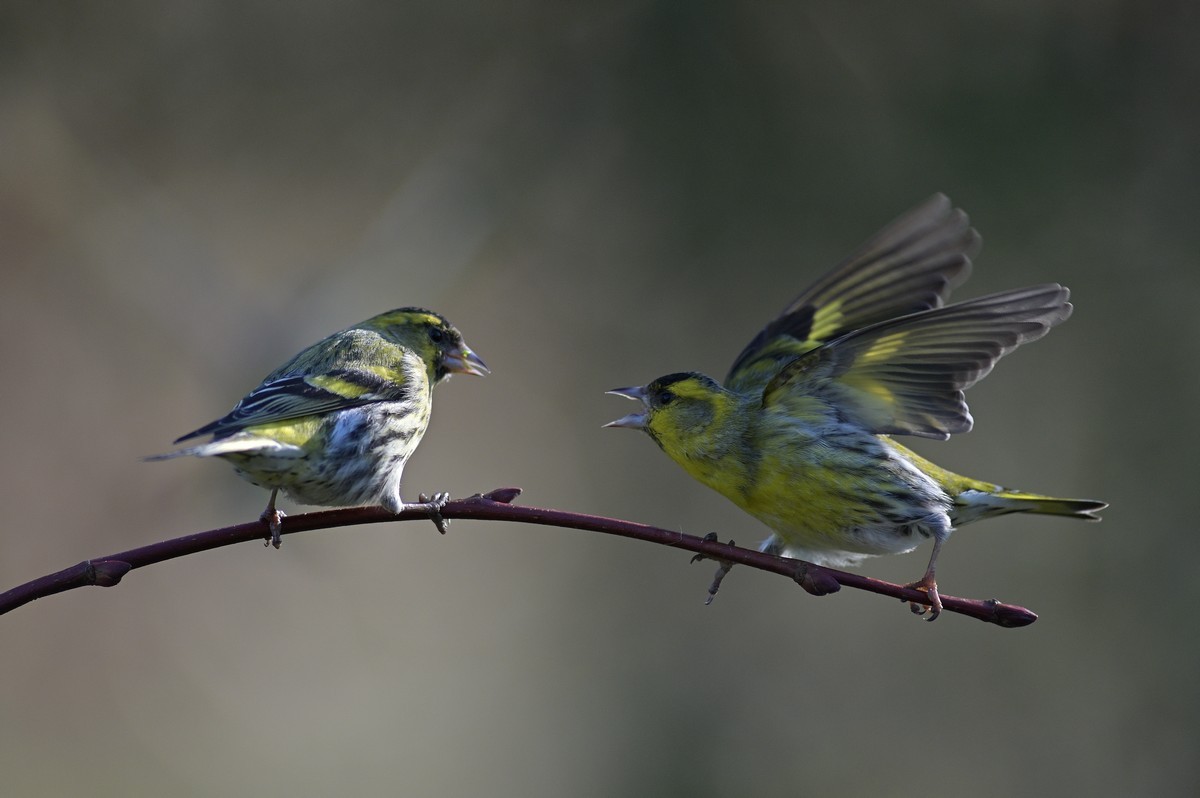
[704,561,734,606]
[691,532,735,605]
[260,507,286,549]
[412,492,452,534]
[903,574,942,622]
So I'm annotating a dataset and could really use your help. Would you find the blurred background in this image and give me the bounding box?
[2,2,1196,796]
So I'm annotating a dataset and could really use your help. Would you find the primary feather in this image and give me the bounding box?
[760,284,1073,439]
[726,193,979,395]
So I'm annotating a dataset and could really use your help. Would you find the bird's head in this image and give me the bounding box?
[366,308,489,382]
[604,372,734,455]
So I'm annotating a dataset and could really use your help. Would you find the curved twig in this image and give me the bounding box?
[0,488,1037,627]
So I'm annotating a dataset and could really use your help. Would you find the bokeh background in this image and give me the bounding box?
[2,2,1196,796]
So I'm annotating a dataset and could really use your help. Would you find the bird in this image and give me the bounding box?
[149,307,488,547]
[605,195,1105,619]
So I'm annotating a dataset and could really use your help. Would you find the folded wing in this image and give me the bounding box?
[173,368,414,443]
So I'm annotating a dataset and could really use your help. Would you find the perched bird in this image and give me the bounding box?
[150,308,487,547]
[606,195,1105,619]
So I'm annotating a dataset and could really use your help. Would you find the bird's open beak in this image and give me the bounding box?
[603,386,648,430]
[444,344,490,377]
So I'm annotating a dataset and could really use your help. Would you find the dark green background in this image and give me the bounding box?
[2,2,1195,795]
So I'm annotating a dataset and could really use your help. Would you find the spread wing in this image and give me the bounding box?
[726,194,979,394]
[760,285,1072,439]
[174,367,414,443]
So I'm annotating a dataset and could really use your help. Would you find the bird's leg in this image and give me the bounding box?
[690,532,736,605]
[260,489,286,549]
[692,534,794,604]
[904,536,944,621]
[406,492,452,535]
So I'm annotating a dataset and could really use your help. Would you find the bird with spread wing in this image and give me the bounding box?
[606,196,1104,619]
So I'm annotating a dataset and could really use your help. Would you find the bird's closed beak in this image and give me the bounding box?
[444,344,490,377]
[603,385,648,430]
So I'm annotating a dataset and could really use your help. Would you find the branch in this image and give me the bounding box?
[0,488,1037,627]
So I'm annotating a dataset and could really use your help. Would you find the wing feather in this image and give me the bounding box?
[174,368,413,443]
[726,194,980,393]
[761,285,1073,439]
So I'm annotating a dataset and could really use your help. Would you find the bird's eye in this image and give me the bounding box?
[656,391,674,406]
[428,327,446,344]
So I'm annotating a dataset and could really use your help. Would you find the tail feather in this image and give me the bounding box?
[143,449,192,462]
[956,489,1106,524]
[144,436,303,461]
[995,491,1106,521]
